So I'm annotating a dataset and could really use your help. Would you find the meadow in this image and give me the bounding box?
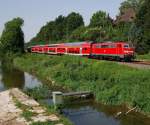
[14,54,150,114]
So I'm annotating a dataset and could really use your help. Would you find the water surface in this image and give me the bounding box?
[0,60,42,91]
[0,60,150,125]
[62,100,150,125]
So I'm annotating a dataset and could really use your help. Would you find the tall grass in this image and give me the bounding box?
[137,54,150,61]
[14,54,150,114]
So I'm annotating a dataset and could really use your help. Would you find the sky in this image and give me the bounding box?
[0,0,124,42]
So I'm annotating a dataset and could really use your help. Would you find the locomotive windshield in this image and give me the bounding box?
[124,43,134,48]
[124,44,129,48]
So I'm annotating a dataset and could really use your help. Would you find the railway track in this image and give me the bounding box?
[91,57,150,66]
[131,60,150,65]
[119,60,150,69]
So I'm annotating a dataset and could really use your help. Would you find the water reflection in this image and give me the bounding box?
[63,100,120,125]
[0,60,42,91]
[2,67,25,89]
[24,72,42,89]
[0,60,150,125]
[63,100,150,125]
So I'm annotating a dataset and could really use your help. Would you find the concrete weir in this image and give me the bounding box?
[52,91,92,105]
[0,88,63,125]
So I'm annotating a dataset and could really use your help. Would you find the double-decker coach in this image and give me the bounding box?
[28,41,135,62]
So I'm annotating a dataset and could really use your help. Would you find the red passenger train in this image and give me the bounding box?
[28,41,135,61]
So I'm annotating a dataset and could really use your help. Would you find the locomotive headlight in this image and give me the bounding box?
[124,50,133,54]
[124,50,129,53]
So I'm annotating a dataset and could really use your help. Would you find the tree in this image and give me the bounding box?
[90,11,112,28]
[70,26,87,41]
[38,21,56,42]
[83,27,107,42]
[130,0,150,54]
[66,12,84,37]
[30,15,67,43]
[28,12,84,45]
[119,0,144,14]
[52,15,66,41]
[0,17,24,54]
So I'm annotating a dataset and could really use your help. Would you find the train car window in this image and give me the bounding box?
[95,45,101,48]
[110,44,116,48]
[124,44,129,48]
[101,45,109,48]
[83,48,87,50]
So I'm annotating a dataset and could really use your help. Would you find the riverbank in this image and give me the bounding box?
[14,53,150,115]
[0,88,70,125]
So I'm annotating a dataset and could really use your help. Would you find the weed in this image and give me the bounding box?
[24,85,50,100]
[21,110,34,121]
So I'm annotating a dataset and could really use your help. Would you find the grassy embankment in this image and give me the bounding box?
[14,53,150,115]
[137,54,150,61]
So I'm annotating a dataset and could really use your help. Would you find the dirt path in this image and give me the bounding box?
[0,88,63,125]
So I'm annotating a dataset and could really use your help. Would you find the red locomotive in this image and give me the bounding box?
[28,41,135,61]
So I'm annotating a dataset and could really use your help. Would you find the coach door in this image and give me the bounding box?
[80,48,82,55]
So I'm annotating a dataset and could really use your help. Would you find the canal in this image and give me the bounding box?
[0,60,150,125]
[0,60,42,91]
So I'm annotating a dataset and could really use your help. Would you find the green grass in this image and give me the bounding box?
[31,118,72,125]
[24,85,50,100]
[21,110,35,121]
[31,121,56,125]
[13,97,36,121]
[137,53,150,61]
[14,53,150,114]
[15,99,32,110]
